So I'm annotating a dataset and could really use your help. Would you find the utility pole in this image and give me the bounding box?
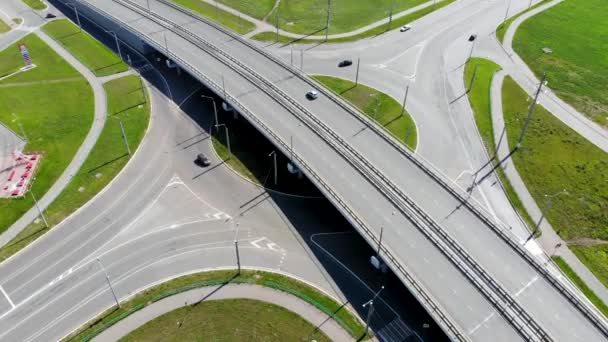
[467,64,478,93]
[517,72,546,148]
[400,84,409,116]
[97,258,120,308]
[30,191,48,228]
[73,4,82,31]
[355,58,361,86]
[525,189,567,243]
[362,286,385,337]
[388,0,395,30]
[233,220,241,273]
[376,226,384,256]
[503,0,512,24]
[325,0,331,41]
[201,95,218,127]
[269,151,278,186]
[118,119,131,155]
[111,32,122,61]
[216,124,231,156]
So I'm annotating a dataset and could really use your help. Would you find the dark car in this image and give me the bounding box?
[45,13,57,19]
[468,34,477,42]
[338,59,353,67]
[195,153,211,167]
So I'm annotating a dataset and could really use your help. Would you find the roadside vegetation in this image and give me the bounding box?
[254,0,454,43]
[0,18,10,34]
[66,270,365,341]
[172,0,256,34]
[312,75,417,150]
[495,0,550,43]
[0,34,93,236]
[553,256,608,318]
[0,75,150,262]
[463,58,536,230]
[217,0,276,20]
[501,76,608,285]
[22,0,47,10]
[120,298,331,342]
[513,0,608,126]
[43,19,129,77]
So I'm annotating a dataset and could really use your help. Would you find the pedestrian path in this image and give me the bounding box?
[0,30,108,248]
[93,283,355,342]
[489,70,608,307]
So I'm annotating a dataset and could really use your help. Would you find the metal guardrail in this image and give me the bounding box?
[151,0,608,337]
[109,1,550,339]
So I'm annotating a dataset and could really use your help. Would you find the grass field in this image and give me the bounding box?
[218,0,276,20]
[22,0,47,10]
[495,0,550,43]
[463,58,536,230]
[312,75,417,149]
[120,298,331,342]
[254,0,453,43]
[43,19,129,77]
[67,270,365,341]
[502,76,608,284]
[553,256,608,318]
[0,75,149,262]
[172,0,255,34]
[0,18,10,34]
[0,34,93,237]
[513,0,608,126]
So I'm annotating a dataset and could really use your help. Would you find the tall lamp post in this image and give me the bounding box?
[201,95,219,127]
[362,286,385,337]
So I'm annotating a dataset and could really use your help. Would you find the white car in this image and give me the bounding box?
[400,25,412,32]
[306,90,319,100]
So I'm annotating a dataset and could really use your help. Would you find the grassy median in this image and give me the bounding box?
[66,270,364,341]
[495,0,550,43]
[171,0,256,34]
[0,18,10,34]
[513,0,608,126]
[43,19,129,77]
[313,75,417,150]
[218,0,276,20]
[120,298,331,342]
[22,0,46,10]
[0,34,93,237]
[0,75,149,262]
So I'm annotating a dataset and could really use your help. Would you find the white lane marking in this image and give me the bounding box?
[250,237,285,252]
[468,311,496,335]
[514,276,539,297]
[0,286,15,309]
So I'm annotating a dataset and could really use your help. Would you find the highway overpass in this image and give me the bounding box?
[66,0,608,340]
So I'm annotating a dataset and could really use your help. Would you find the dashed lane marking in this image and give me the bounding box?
[0,285,15,309]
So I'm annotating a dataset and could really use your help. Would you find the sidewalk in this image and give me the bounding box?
[193,0,443,40]
[93,284,355,342]
[0,29,108,248]
[489,70,608,307]
[500,0,608,153]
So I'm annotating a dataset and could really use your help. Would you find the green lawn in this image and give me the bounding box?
[495,0,550,43]
[463,59,536,230]
[312,75,417,149]
[0,19,10,34]
[0,34,93,237]
[120,298,331,342]
[502,76,608,283]
[218,0,276,20]
[266,0,430,35]
[172,0,256,34]
[0,75,149,262]
[43,19,129,77]
[553,256,608,318]
[513,0,608,126]
[67,270,365,341]
[254,0,454,43]
[22,0,47,10]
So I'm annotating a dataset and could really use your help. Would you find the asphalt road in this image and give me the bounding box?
[60,0,608,340]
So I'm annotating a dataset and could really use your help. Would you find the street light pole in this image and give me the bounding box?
[467,64,478,93]
[503,0,512,24]
[269,151,278,186]
[325,0,331,41]
[111,32,122,61]
[233,219,241,273]
[215,124,231,156]
[525,189,567,243]
[376,226,384,256]
[30,191,48,228]
[362,286,385,337]
[201,95,219,127]
[355,57,361,86]
[517,72,547,148]
[73,4,82,31]
[388,0,395,30]
[97,258,120,308]
[400,84,409,116]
